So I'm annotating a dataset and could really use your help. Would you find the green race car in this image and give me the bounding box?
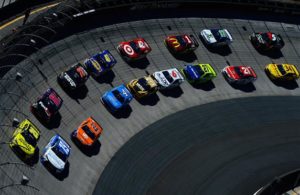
[180,64,217,83]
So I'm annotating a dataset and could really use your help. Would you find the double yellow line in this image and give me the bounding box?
[0,2,60,30]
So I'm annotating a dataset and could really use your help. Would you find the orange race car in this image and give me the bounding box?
[71,117,103,146]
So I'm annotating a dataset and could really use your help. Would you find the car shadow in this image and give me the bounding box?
[199,36,232,56]
[11,147,39,166]
[254,47,283,59]
[42,160,69,181]
[61,85,89,101]
[32,111,61,130]
[71,137,101,157]
[136,93,160,106]
[166,46,198,62]
[43,113,62,129]
[159,86,184,98]
[172,52,198,63]
[126,58,150,69]
[270,79,299,90]
[230,82,256,92]
[92,70,115,84]
[190,80,215,91]
[265,69,299,90]
[111,105,132,119]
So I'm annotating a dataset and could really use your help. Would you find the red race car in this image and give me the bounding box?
[222,65,257,84]
[117,38,151,61]
[164,34,198,54]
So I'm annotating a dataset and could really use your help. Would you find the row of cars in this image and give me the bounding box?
[8,28,296,174]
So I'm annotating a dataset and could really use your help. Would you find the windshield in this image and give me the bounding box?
[176,36,187,47]
[261,33,272,44]
[277,64,286,75]
[162,71,174,83]
[234,67,244,77]
[211,29,228,42]
[93,54,105,65]
[52,142,67,162]
[129,41,141,53]
[21,129,37,146]
[138,78,151,91]
[112,90,125,103]
[82,125,96,140]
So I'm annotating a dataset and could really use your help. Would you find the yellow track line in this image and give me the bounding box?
[0,2,60,30]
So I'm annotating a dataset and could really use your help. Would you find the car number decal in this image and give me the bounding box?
[185,35,192,44]
[241,67,251,75]
[124,45,134,55]
[138,41,146,48]
[171,70,177,78]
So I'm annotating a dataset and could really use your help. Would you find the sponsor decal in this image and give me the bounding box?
[104,54,111,62]
[169,38,180,48]
[171,70,177,78]
[124,45,134,55]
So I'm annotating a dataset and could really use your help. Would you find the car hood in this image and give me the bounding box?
[44,149,65,170]
[13,135,35,155]
[201,29,217,43]
[103,92,122,109]
[185,65,200,80]
[76,129,94,145]
[153,72,170,87]
[226,66,239,79]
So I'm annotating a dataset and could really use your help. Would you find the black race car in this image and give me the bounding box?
[57,63,89,90]
[31,88,63,122]
[249,32,284,51]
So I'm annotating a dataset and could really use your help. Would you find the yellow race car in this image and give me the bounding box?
[10,119,40,158]
[265,63,299,81]
[127,75,158,99]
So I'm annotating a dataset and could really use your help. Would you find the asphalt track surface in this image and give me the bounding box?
[96,96,300,195]
[0,16,300,195]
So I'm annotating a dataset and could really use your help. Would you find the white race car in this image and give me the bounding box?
[41,134,71,173]
[200,28,233,47]
[152,68,184,90]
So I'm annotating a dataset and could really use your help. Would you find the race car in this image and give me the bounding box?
[180,64,217,83]
[265,63,299,81]
[200,28,233,47]
[10,119,40,158]
[127,75,158,99]
[117,38,151,61]
[31,88,63,122]
[84,50,117,77]
[249,32,284,51]
[57,63,89,90]
[41,134,71,173]
[101,84,133,112]
[222,65,257,84]
[164,34,199,54]
[152,68,184,90]
[71,117,103,147]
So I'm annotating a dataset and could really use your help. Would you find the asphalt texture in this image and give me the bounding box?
[0,17,300,195]
[96,96,300,195]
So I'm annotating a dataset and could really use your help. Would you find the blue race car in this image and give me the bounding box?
[41,134,71,173]
[101,84,133,112]
[84,50,117,77]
